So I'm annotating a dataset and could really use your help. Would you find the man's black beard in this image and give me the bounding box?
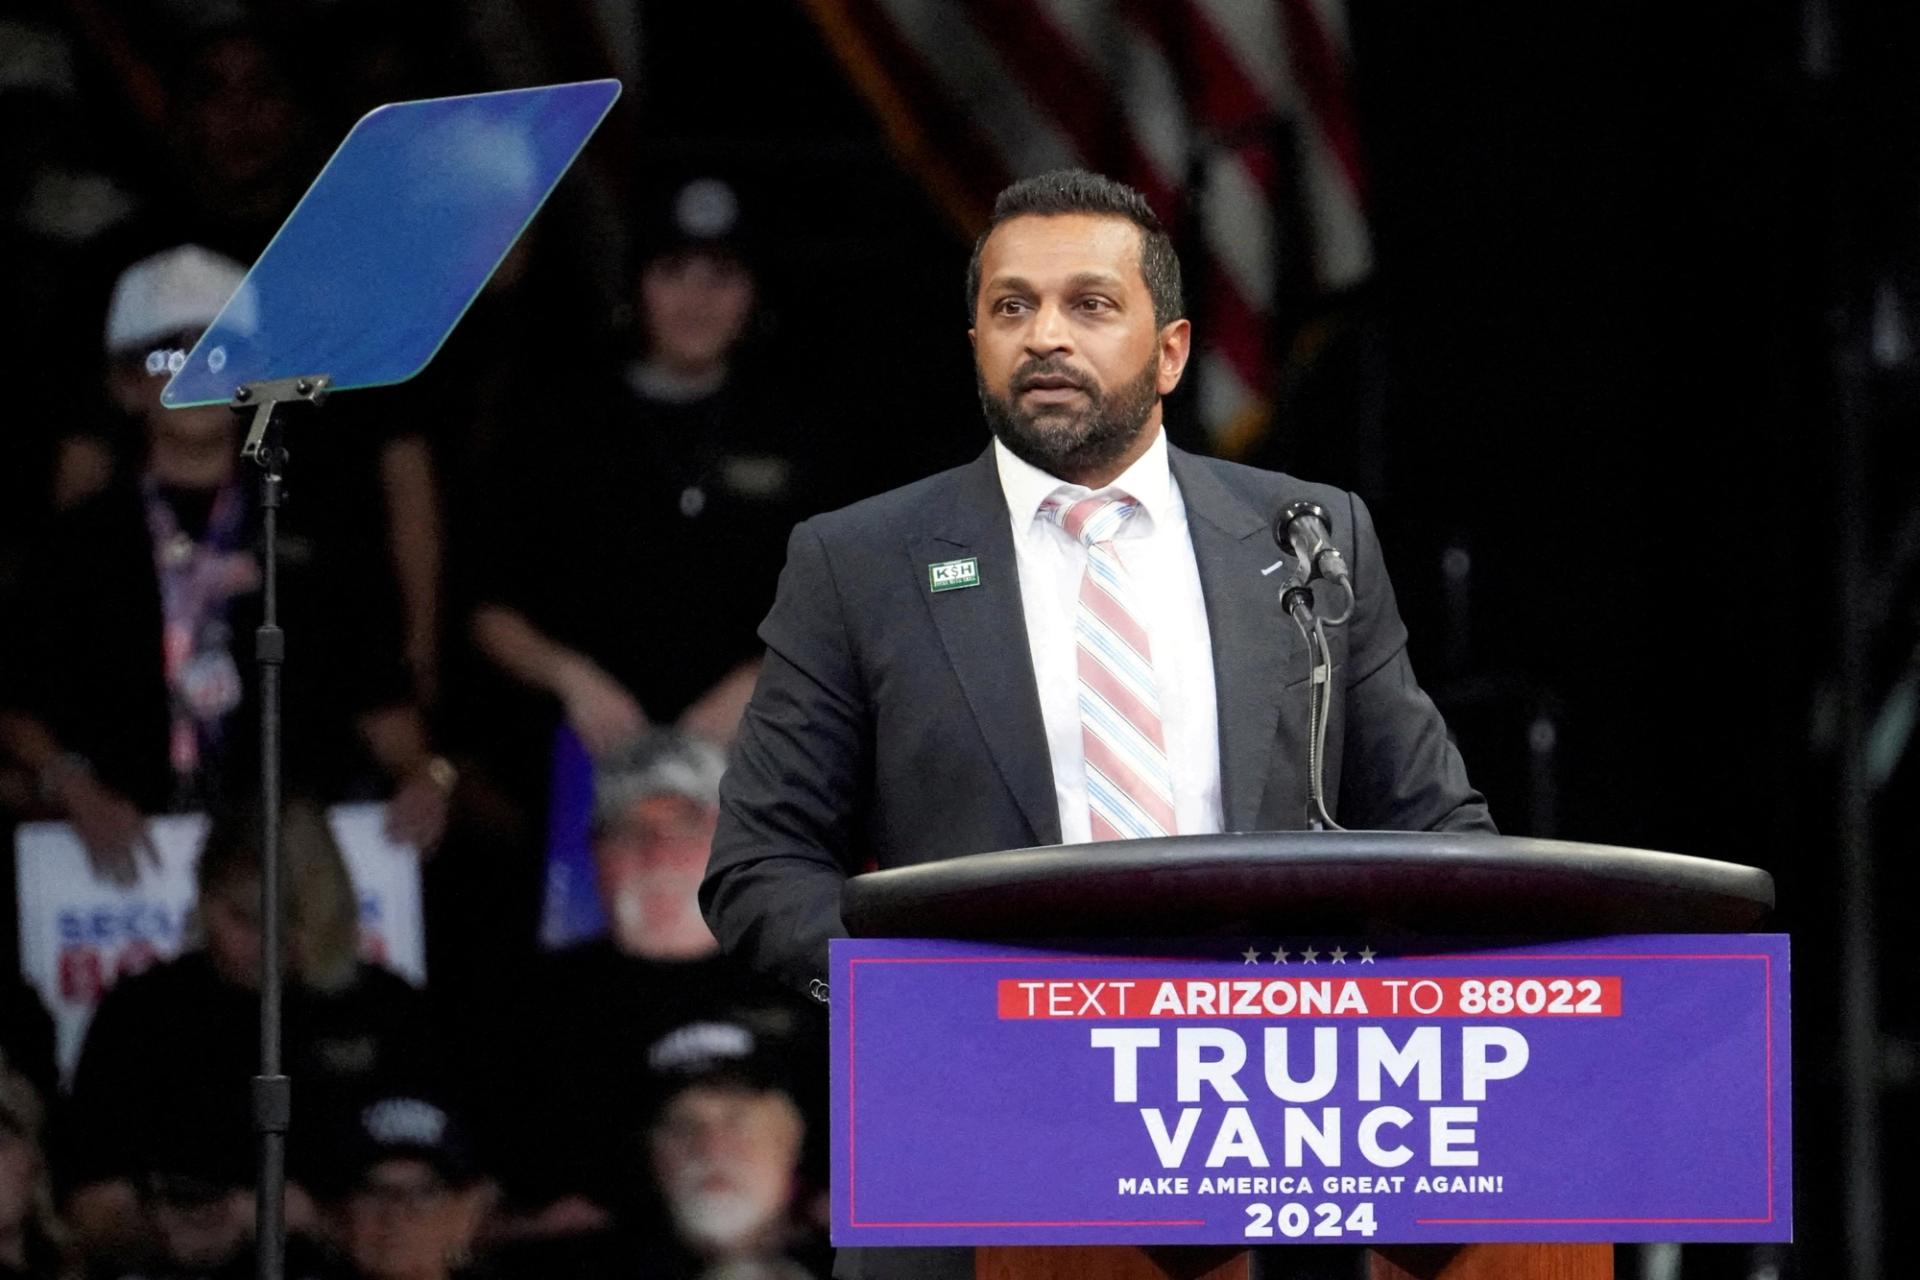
[978,352,1161,479]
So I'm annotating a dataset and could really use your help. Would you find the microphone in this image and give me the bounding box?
[1269,501,1352,833]
[1272,502,1352,591]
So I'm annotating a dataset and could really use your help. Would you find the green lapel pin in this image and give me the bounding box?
[928,556,980,593]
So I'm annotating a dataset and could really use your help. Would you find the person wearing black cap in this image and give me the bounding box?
[485,733,817,1240]
[92,1138,342,1280]
[493,1009,826,1280]
[470,174,825,763]
[64,803,437,1265]
[638,1012,827,1280]
[111,1142,263,1280]
[329,1096,491,1280]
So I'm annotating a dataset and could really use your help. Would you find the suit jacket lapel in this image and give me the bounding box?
[1170,447,1301,831]
[911,447,1062,846]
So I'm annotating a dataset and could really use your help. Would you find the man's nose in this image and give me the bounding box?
[686,1124,724,1158]
[1025,301,1073,354]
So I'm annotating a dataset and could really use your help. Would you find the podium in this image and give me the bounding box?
[838,832,1779,1280]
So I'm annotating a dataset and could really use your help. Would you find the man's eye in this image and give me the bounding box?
[994,298,1029,316]
[1078,297,1114,312]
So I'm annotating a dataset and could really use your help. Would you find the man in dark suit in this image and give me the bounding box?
[704,168,1489,1280]
[703,169,1490,1004]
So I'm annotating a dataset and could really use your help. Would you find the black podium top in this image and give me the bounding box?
[842,832,1774,941]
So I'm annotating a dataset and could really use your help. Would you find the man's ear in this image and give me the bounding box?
[967,327,977,353]
[1156,318,1192,397]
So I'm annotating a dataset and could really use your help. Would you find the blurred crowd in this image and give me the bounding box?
[0,4,847,1277]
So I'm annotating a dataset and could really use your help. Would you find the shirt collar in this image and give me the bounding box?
[993,426,1175,532]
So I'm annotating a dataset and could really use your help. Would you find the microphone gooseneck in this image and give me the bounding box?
[1271,502,1351,832]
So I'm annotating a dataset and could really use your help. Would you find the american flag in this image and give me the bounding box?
[799,0,1372,454]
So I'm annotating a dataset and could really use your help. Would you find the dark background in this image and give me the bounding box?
[625,4,1913,1273]
[5,0,1913,1273]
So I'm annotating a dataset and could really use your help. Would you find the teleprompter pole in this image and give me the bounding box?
[234,375,329,1280]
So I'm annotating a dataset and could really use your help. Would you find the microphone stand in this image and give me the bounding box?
[233,374,330,1280]
[1278,574,1354,833]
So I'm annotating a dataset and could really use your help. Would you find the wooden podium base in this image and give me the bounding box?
[976,1244,1612,1280]
[977,1246,1249,1279]
[1369,1245,1611,1278]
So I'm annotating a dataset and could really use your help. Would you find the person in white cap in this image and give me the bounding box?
[52,245,245,511]
[0,245,454,883]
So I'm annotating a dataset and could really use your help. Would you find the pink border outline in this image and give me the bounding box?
[846,955,1225,1230]
[1410,953,1776,1227]
[841,950,1782,1233]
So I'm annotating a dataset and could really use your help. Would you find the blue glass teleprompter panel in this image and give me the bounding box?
[162,79,620,407]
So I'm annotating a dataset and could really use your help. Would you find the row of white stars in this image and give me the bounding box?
[1239,945,1377,965]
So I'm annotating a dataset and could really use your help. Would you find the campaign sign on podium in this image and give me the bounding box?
[830,934,1790,1247]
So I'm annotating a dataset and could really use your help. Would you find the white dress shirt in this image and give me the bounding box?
[994,430,1224,844]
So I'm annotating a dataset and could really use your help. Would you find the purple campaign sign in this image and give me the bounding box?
[831,934,1790,1247]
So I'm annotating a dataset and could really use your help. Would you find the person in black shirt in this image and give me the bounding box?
[89,1094,345,1280]
[0,246,452,884]
[487,732,819,1238]
[471,177,819,758]
[62,802,436,1264]
[490,1007,828,1280]
[93,1157,345,1280]
[451,177,824,1007]
[638,1015,831,1280]
[325,1094,491,1280]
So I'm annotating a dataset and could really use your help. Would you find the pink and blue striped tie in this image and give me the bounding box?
[1045,491,1178,842]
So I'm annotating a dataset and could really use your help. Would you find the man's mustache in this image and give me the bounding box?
[1013,360,1094,394]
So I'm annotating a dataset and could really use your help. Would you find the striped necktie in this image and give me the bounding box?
[1044,491,1177,841]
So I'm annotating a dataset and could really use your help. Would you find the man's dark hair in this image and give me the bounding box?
[965,169,1185,330]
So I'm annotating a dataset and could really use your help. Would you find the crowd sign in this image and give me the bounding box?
[832,935,1790,1246]
[538,723,606,949]
[16,803,424,1082]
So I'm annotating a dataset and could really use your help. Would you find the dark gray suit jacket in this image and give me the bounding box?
[703,443,1492,1000]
